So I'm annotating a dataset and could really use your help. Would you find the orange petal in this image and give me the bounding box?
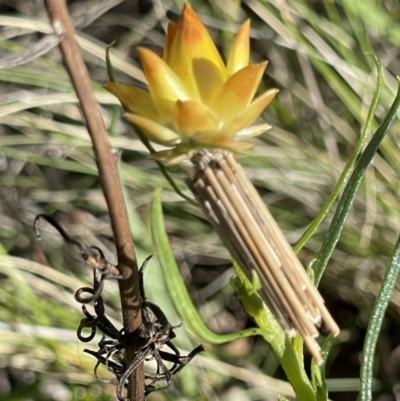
[104,82,160,121]
[227,20,250,76]
[166,3,227,94]
[174,100,218,137]
[137,47,190,103]
[223,88,278,135]
[213,62,268,122]
[163,22,178,63]
[124,113,180,146]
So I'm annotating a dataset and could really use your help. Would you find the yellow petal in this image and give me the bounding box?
[137,47,190,103]
[193,58,225,105]
[104,82,160,121]
[237,123,271,138]
[166,3,227,95]
[214,62,268,122]
[150,97,176,126]
[223,88,278,135]
[124,113,180,146]
[192,130,234,146]
[227,20,250,76]
[174,100,218,137]
[151,148,191,164]
[150,149,173,161]
[226,141,254,152]
[167,153,191,163]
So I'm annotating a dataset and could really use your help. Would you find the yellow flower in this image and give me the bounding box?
[105,3,278,163]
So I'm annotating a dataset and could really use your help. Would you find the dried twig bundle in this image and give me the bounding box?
[188,150,340,363]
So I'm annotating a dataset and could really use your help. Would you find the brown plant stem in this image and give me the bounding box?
[43,1,144,399]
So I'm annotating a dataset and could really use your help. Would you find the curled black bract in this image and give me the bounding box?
[34,214,203,399]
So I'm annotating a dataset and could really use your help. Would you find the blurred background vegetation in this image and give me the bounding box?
[1,0,400,400]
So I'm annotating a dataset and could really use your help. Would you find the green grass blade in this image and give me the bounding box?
[150,188,260,343]
[294,57,382,252]
[313,79,400,285]
[359,234,400,401]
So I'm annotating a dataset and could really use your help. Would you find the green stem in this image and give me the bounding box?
[153,159,199,207]
[359,234,400,401]
[231,263,317,401]
[279,339,317,401]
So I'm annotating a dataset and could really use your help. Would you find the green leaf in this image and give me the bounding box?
[294,57,382,253]
[313,79,400,285]
[150,188,260,343]
[231,260,317,401]
[360,233,400,401]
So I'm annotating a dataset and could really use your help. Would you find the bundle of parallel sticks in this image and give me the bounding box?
[187,150,340,363]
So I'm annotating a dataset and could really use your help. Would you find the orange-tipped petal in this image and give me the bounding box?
[166,3,227,94]
[163,22,178,63]
[213,62,268,122]
[227,20,250,76]
[125,113,180,146]
[174,100,218,137]
[104,82,160,121]
[137,47,190,103]
[116,3,279,161]
[223,88,278,134]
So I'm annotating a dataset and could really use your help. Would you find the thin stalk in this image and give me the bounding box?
[294,58,382,253]
[360,234,400,401]
[43,1,144,399]
[313,79,400,285]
